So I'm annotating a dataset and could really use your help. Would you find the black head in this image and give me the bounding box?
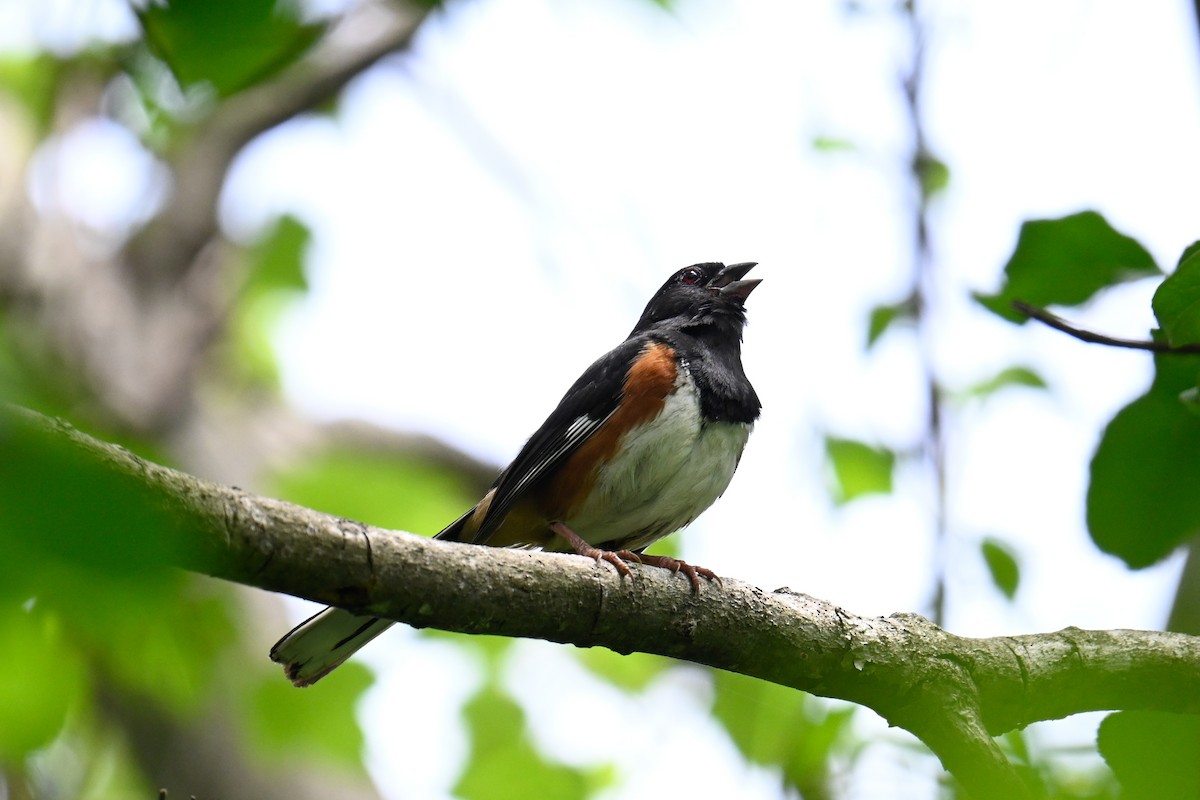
[631,262,760,336]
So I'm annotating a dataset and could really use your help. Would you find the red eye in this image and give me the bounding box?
[680,267,703,285]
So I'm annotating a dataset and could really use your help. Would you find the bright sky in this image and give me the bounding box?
[11,0,1200,797]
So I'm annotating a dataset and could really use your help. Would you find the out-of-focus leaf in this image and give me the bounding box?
[0,605,87,760]
[641,530,680,559]
[1087,348,1200,568]
[980,537,1020,600]
[712,671,858,795]
[0,54,61,134]
[228,291,292,386]
[0,415,234,712]
[137,0,325,96]
[246,214,310,293]
[1098,711,1200,799]
[453,684,608,800]
[1180,385,1200,415]
[575,649,671,693]
[1152,241,1200,347]
[270,448,476,535]
[866,298,914,348]
[77,575,234,714]
[976,211,1159,323]
[426,632,514,670]
[813,135,856,153]
[914,151,950,199]
[959,366,1048,401]
[825,437,895,505]
[244,662,373,770]
[225,215,312,386]
[0,416,197,578]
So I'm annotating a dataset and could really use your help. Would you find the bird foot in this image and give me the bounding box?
[548,522,719,591]
[549,521,638,578]
[633,553,722,592]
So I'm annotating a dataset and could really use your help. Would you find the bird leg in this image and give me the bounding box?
[549,521,640,578]
[547,522,720,591]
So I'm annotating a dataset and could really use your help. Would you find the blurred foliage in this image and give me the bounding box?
[993,729,1117,800]
[453,681,611,800]
[0,53,62,133]
[913,151,950,200]
[865,295,915,348]
[228,214,312,387]
[824,436,895,505]
[0,419,189,582]
[713,670,859,798]
[244,662,373,769]
[575,648,672,693]
[0,605,87,761]
[137,0,325,97]
[957,366,1047,402]
[270,446,477,535]
[1097,711,1200,799]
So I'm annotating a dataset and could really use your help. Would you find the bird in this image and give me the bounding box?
[270,262,761,686]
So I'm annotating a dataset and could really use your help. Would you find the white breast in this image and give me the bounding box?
[562,366,752,550]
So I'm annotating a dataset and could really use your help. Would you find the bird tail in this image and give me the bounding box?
[270,506,482,686]
[269,608,392,687]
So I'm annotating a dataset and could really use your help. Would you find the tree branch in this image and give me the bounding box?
[128,1,432,287]
[1013,300,1200,354]
[6,406,1200,799]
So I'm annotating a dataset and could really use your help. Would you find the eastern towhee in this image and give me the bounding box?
[271,262,761,685]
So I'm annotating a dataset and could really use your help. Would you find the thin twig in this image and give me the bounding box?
[1013,300,1200,354]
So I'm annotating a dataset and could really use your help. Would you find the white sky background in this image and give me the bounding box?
[8,0,1200,797]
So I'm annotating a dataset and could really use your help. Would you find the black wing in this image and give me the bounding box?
[466,335,649,544]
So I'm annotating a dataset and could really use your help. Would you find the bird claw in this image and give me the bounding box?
[635,553,722,592]
[548,521,721,590]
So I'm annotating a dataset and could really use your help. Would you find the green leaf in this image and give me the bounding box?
[244,662,373,770]
[574,649,671,693]
[976,211,1160,323]
[1098,711,1200,799]
[270,448,478,535]
[980,538,1020,600]
[712,671,858,796]
[1152,241,1200,347]
[866,298,914,349]
[137,0,325,97]
[0,54,62,134]
[812,135,857,153]
[914,151,950,199]
[1180,385,1200,415]
[0,605,87,760]
[960,366,1048,401]
[453,684,607,800]
[224,215,313,386]
[0,417,200,579]
[1087,348,1200,567]
[66,572,235,714]
[246,214,310,294]
[824,437,895,505]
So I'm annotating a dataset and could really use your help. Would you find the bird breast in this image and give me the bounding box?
[563,365,752,551]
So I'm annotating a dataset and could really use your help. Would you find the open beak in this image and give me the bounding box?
[711,261,761,302]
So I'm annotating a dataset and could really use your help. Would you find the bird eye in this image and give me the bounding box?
[680,267,703,285]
